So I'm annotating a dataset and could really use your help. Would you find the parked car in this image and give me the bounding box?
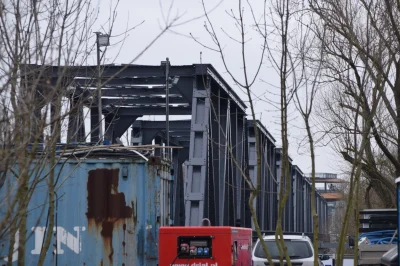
[252,234,328,266]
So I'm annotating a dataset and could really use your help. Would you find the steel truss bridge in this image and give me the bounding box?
[22,63,328,236]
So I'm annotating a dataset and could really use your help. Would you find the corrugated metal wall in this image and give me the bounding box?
[0,141,328,265]
[0,157,171,266]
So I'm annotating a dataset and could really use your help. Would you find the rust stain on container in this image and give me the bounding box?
[122,223,126,256]
[148,156,162,165]
[86,168,133,263]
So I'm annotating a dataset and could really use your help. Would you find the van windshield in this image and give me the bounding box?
[254,240,313,259]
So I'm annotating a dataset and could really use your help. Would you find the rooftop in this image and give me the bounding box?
[313,178,348,183]
[307,173,338,179]
[320,192,343,200]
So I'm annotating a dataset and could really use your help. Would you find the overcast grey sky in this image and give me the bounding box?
[89,0,344,174]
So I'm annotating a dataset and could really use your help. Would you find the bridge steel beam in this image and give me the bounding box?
[275,148,330,234]
[246,120,278,231]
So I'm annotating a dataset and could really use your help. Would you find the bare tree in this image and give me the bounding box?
[0,0,187,264]
[309,0,400,209]
[293,12,326,265]
[193,0,277,264]
[268,0,293,263]
[264,0,313,264]
[308,1,388,263]
[195,0,321,265]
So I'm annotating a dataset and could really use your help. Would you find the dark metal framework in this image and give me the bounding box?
[247,120,278,231]
[22,63,327,234]
[275,150,328,235]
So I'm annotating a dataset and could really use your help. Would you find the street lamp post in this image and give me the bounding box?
[161,58,171,159]
[95,32,110,143]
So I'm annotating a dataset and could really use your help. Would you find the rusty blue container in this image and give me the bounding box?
[0,156,173,266]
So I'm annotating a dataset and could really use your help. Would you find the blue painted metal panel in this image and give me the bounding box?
[0,158,172,266]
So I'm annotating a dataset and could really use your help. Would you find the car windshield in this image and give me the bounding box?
[254,239,313,259]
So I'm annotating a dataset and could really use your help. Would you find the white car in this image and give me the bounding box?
[252,234,324,266]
